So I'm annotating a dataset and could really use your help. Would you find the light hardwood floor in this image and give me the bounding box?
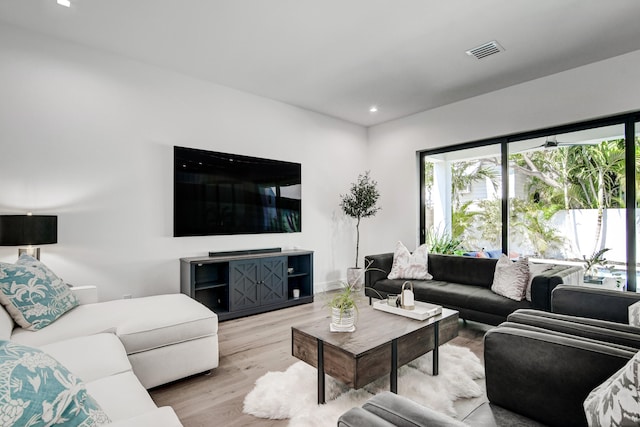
[149,298,491,426]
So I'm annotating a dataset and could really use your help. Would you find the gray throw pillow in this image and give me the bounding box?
[491,255,529,301]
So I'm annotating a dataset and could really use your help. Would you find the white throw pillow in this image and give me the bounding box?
[525,262,554,302]
[584,350,640,426]
[491,255,529,301]
[387,241,433,280]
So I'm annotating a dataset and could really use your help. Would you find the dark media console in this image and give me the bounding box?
[180,249,313,321]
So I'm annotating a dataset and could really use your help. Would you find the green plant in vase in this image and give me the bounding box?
[327,260,385,332]
[328,282,358,331]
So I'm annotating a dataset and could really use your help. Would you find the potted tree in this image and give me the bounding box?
[340,171,381,290]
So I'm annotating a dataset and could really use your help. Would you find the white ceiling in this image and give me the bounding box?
[2,0,640,127]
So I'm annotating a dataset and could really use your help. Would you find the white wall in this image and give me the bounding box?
[365,49,640,257]
[4,23,639,301]
[0,24,367,300]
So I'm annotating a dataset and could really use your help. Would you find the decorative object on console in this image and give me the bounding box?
[339,171,380,290]
[0,214,57,260]
[0,340,110,426]
[387,241,432,280]
[491,255,530,301]
[0,254,78,330]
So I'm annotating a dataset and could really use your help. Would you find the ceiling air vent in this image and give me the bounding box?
[465,40,504,59]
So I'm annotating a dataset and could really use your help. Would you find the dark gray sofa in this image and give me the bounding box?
[365,253,582,326]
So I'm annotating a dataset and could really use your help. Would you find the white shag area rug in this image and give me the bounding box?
[243,344,484,426]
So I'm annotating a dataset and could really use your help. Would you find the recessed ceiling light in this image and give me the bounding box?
[57,0,71,7]
[369,105,378,113]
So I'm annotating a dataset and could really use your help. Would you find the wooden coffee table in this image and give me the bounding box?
[291,303,459,404]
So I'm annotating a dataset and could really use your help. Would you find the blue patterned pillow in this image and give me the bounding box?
[0,256,78,330]
[15,254,65,282]
[0,340,110,426]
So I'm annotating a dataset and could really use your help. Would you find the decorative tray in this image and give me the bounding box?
[373,299,442,321]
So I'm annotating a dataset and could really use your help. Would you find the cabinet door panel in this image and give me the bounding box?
[229,260,260,311]
[260,257,287,304]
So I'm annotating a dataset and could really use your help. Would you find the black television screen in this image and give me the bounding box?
[174,146,301,236]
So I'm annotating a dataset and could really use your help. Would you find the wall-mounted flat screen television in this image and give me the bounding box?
[174,146,301,236]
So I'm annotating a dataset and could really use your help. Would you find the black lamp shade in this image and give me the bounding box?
[0,215,57,246]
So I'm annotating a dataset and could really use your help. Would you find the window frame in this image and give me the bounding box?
[419,111,640,291]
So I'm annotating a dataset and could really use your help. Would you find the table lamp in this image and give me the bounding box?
[0,214,57,260]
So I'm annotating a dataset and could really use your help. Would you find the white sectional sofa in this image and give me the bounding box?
[39,333,184,426]
[5,286,219,389]
[0,286,219,426]
[0,254,219,426]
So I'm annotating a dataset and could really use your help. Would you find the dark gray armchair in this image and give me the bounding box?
[551,284,640,323]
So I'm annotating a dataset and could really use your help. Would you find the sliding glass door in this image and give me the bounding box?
[420,112,639,291]
[509,124,628,287]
